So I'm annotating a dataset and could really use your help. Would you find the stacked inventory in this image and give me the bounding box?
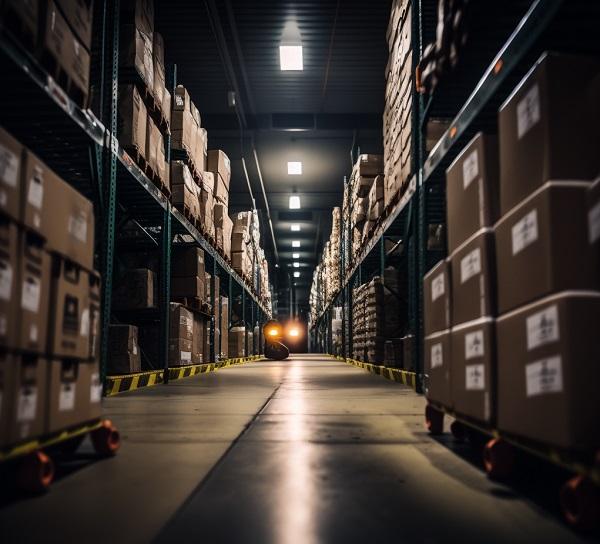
[328,208,342,295]
[384,0,412,207]
[231,211,254,281]
[352,283,367,361]
[209,150,233,258]
[0,127,102,448]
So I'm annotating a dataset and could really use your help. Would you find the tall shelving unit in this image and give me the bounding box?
[0,0,272,390]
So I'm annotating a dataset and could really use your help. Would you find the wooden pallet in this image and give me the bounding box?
[39,48,88,109]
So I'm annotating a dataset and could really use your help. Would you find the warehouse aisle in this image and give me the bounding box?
[0,356,587,543]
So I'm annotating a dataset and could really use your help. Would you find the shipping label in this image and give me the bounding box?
[517,84,541,139]
[430,342,443,369]
[17,386,37,422]
[512,209,538,255]
[0,260,13,301]
[465,364,485,391]
[59,383,76,412]
[90,372,102,403]
[180,351,192,362]
[588,201,600,244]
[68,212,88,243]
[462,149,479,189]
[431,272,445,302]
[526,304,559,350]
[0,143,19,187]
[80,308,90,336]
[526,356,563,397]
[21,276,41,313]
[460,248,482,284]
[465,329,485,359]
[27,169,44,209]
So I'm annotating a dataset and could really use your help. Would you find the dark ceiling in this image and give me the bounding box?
[156,0,391,318]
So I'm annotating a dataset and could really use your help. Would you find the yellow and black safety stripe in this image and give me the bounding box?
[105,355,263,396]
[330,355,417,390]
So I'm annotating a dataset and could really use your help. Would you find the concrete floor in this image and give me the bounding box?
[0,355,590,543]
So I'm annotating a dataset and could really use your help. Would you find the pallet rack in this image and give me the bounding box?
[0,0,272,391]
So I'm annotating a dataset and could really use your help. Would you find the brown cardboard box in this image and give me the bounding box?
[222,213,233,259]
[4,354,47,445]
[495,182,597,314]
[207,149,231,190]
[424,330,452,407]
[56,0,94,50]
[171,161,200,219]
[0,219,19,349]
[22,149,49,236]
[354,154,383,177]
[423,259,451,336]
[152,31,165,106]
[220,296,229,359]
[213,203,228,228]
[498,53,600,216]
[446,133,500,253]
[0,0,38,49]
[228,326,246,358]
[113,268,155,309]
[118,84,147,156]
[191,312,206,364]
[0,352,14,446]
[47,256,91,359]
[146,114,159,175]
[171,275,205,300]
[120,24,153,90]
[162,87,171,128]
[356,176,375,198]
[497,291,600,451]
[169,338,193,366]
[0,126,23,222]
[82,360,102,421]
[451,317,495,424]
[449,229,496,325]
[65,18,91,97]
[170,302,193,342]
[88,271,101,361]
[172,246,205,278]
[18,234,50,353]
[108,324,141,374]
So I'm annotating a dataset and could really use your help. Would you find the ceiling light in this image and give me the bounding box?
[292,240,300,248]
[289,195,301,209]
[293,262,300,268]
[293,271,300,278]
[279,45,303,71]
[290,224,301,231]
[287,161,302,175]
[292,253,300,259]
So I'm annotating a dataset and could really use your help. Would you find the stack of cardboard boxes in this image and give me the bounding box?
[0,126,102,448]
[108,324,141,374]
[208,150,233,258]
[230,211,254,279]
[352,283,367,361]
[424,53,600,452]
[228,326,246,358]
[172,85,207,179]
[171,246,206,302]
[384,0,412,206]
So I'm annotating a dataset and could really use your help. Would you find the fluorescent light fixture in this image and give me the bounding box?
[292,240,300,248]
[293,271,300,278]
[293,262,300,268]
[279,45,303,70]
[292,253,300,259]
[287,161,302,175]
[289,195,301,209]
[290,224,301,231]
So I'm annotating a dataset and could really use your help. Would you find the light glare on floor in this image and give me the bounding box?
[288,162,302,175]
[289,195,301,209]
[292,240,300,247]
[280,45,303,70]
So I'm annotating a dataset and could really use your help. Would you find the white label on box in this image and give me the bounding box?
[462,149,479,189]
[175,94,184,107]
[68,212,88,243]
[90,372,102,403]
[526,304,559,350]
[30,324,38,343]
[588,201,600,244]
[180,351,191,362]
[0,260,13,301]
[17,386,37,422]
[21,276,41,313]
[512,209,538,255]
[465,330,485,359]
[430,342,443,369]
[27,170,44,209]
[80,308,90,336]
[59,383,76,412]
[526,356,563,397]
[465,364,485,391]
[0,143,19,187]
[460,248,481,284]
[431,273,445,302]
[517,84,541,139]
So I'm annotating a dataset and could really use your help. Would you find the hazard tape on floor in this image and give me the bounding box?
[330,355,417,389]
[105,356,263,396]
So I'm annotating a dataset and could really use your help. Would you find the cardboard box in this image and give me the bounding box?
[495,182,598,314]
[88,271,101,361]
[171,161,200,219]
[169,338,193,366]
[172,246,205,278]
[108,324,141,374]
[18,234,50,353]
[152,31,165,106]
[219,296,229,359]
[47,256,91,359]
[0,352,14,446]
[65,16,91,97]
[170,302,193,342]
[82,360,102,421]
[356,176,375,198]
[113,268,155,309]
[228,326,246,358]
[446,133,500,253]
[120,24,153,90]
[3,354,47,445]
[171,275,205,300]
[56,0,94,50]
[118,84,147,157]
[0,219,19,349]
[423,259,451,336]
[497,291,600,451]
[0,126,23,222]
[0,0,38,49]
[162,87,171,128]
[145,114,158,174]
[451,317,495,424]
[192,313,206,364]
[449,229,496,325]
[354,154,383,177]
[221,213,233,259]
[498,52,600,216]
[207,149,231,191]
